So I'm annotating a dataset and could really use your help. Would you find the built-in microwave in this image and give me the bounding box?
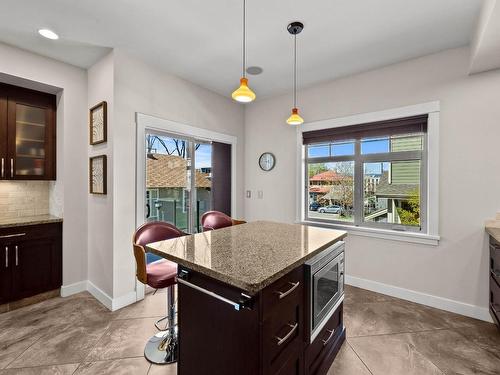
[305,241,345,342]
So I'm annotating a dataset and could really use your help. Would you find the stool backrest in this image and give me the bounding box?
[132,221,185,284]
[201,211,234,231]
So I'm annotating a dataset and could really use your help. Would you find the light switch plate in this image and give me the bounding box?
[258,190,263,199]
[246,190,251,198]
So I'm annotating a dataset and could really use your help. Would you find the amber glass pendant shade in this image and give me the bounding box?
[232,77,256,103]
[286,107,304,125]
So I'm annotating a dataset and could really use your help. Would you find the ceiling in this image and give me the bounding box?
[0,0,483,98]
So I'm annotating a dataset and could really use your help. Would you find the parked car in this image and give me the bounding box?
[309,201,321,211]
[318,205,342,214]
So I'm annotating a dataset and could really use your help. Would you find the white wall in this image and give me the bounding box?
[87,51,114,297]
[244,47,500,319]
[0,42,88,287]
[111,50,245,300]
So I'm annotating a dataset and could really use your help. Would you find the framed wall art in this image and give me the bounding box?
[89,155,107,194]
[89,101,107,145]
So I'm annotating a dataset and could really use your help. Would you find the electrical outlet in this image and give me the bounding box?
[246,190,251,198]
[258,190,263,199]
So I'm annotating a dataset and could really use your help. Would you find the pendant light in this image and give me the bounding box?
[286,22,304,125]
[232,0,256,103]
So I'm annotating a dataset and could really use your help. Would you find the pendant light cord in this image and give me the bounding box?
[243,0,246,78]
[294,34,297,108]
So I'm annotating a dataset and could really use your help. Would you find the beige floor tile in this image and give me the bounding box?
[326,342,371,375]
[113,292,167,320]
[148,362,177,375]
[454,321,500,359]
[344,285,399,305]
[0,293,111,331]
[85,318,158,361]
[0,325,55,369]
[344,299,467,337]
[7,321,110,368]
[0,364,79,375]
[74,357,150,375]
[411,329,500,375]
[349,333,445,375]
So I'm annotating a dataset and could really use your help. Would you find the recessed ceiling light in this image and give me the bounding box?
[38,29,59,40]
[246,66,263,75]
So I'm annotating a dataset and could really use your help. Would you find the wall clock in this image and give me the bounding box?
[259,152,276,171]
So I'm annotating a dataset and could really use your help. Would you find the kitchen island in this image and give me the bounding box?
[146,221,347,375]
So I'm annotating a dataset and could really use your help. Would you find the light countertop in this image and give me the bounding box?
[485,213,500,242]
[146,220,346,295]
[0,214,63,229]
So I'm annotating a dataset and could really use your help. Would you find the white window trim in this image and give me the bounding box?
[295,101,440,246]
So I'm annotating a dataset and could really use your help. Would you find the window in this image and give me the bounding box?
[303,115,427,233]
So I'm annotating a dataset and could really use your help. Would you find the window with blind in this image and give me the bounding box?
[303,115,427,232]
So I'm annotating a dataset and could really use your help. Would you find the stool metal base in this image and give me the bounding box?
[144,327,178,365]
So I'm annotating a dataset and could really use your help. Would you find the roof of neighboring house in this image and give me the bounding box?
[147,154,212,189]
[309,170,342,182]
[375,172,418,199]
[309,186,330,194]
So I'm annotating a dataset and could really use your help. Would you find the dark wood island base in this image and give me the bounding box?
[177,264,345,375]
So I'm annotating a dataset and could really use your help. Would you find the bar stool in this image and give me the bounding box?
[201,210,246,231]
[132,221,186,365]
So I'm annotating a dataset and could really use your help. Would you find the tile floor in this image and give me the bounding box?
[0,286,499,374]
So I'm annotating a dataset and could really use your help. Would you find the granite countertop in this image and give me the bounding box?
[0,214,63,229]
[485,213,500,242]
[146,220,347,295]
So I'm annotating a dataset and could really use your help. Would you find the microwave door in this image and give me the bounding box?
[313,256,341,329]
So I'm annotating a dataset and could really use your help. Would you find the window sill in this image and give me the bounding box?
[299,220,440,246]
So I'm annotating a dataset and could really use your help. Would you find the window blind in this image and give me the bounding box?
[302,115,428,145]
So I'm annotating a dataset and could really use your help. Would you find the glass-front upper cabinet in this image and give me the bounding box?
[0,83,56,180]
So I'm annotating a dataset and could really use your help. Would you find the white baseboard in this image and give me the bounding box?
[60,281,87,297]
[87,280,113,310]
[60,279,137,312]
[345,275,493,323]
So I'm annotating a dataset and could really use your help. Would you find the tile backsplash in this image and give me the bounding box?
[0,181,50,219]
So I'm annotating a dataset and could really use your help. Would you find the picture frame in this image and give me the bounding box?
[89,101,107,145]
[89,155,107,194]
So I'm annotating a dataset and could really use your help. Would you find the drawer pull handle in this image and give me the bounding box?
[275,281,300,299]
[275,322,298,346]
[4,246,7,268]
[0,233,26,239]
[1,158,4,178]
[322,328,336,346]
[15,245,18,266]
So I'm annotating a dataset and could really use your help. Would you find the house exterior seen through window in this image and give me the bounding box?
[304,115,427,233]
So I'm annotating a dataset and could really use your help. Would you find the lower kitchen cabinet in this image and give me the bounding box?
[0,222,62,304]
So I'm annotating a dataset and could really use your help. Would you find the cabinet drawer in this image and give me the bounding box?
[263,303,302,367]
[490,244,500,285]
[306,303,342,374]
[0,223,61,243]
[272,344,303,375]
[262,266,304,320]
[490,276,500,314]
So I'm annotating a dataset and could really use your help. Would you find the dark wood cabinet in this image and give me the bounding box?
[0,83,56,180]
[0,222,62,305]
[177,264,344,375]
[0,241,12,304]
[490,236,500,328]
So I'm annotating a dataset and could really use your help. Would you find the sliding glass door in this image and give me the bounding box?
[144,132,213,234]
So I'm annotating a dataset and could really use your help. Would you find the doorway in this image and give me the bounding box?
[135,114,237,273]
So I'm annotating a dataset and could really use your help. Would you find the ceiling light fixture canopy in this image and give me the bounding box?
[232,0,256,103]
[286,21,304,126]
[38,28,59,40]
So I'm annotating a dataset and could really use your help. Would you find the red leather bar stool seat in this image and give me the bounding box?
[201,210,247,231]
[146,260,177,289]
